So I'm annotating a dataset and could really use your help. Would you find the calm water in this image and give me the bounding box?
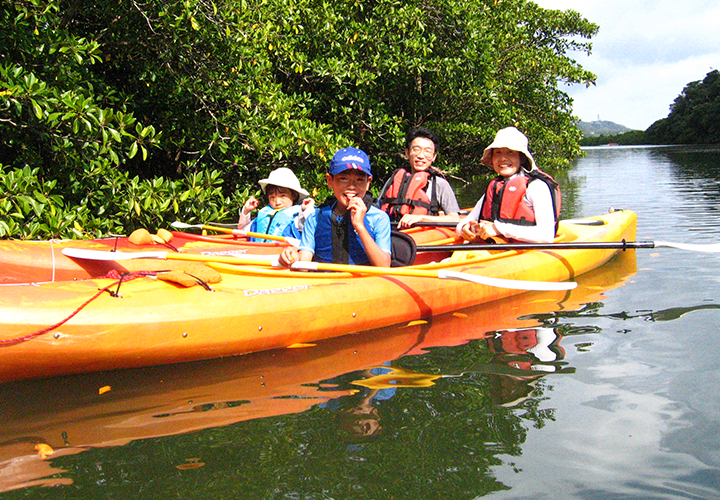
[2,145,720,499]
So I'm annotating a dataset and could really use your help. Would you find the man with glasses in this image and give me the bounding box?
[378,127,461,229]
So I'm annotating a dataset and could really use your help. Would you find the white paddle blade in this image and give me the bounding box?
[170,221,201,229]
[62,248,168,261]
[438,270,577,291]
[655,241,720,253]
[290,261,320,271]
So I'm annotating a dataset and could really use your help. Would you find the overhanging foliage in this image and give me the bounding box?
[1,0,597,239]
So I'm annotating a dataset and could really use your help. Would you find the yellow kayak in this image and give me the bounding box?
[0,210,636,383]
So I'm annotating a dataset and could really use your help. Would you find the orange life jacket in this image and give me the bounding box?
[379,168,441,222]
[480,169,561,231]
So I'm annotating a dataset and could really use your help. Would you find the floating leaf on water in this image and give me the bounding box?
[35,443,54,458]
[176,458,205,470]
[406,320,428,327]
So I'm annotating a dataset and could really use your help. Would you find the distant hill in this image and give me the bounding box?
[578,120,633,137]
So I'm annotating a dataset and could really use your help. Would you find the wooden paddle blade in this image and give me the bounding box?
[437,270,577,291]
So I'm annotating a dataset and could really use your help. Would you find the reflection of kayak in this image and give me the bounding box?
[0,210,636,383]
[0,248,636,493]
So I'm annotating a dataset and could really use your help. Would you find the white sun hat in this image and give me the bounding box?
[258,167,309,197]
[480,127,537,171]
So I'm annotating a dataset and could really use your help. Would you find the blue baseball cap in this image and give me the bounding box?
[329,147,372,176]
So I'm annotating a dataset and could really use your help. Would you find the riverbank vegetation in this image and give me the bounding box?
[645,70,720,146]
[1,0,598,239]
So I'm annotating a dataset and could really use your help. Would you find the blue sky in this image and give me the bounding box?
[533,0,720,130]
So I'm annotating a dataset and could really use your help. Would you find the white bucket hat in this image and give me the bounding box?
[481,127,537,171]
[258,167,309,197]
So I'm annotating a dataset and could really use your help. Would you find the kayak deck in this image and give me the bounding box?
[0,226,460,284]
[0,231,289,284]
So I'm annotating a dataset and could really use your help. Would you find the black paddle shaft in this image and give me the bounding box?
[417,240,656,252]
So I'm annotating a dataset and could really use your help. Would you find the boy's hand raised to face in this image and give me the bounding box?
[347,195,368,230]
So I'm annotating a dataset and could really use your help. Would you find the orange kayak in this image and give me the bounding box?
[0,211,636,383]
[0,249,637,492]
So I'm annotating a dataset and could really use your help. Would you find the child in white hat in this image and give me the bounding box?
[238,167,315,241]
[457,127,561,243]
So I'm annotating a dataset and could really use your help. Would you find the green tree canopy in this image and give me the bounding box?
[1,0,597,239]
[645,69,720,145]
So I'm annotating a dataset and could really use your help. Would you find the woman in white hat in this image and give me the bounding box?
[456,127,561,243]
[238,167,315,241]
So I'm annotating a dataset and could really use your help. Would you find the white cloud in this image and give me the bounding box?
[533,0,720,129]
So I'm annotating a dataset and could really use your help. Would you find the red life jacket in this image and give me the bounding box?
[480,169,561,231]
[379,168,441,221]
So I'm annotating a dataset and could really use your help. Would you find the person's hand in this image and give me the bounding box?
[301,197,315,210]
[460,221,481,241]
[347,196,368,230]
[476,221,501,241]
[397,213,424,229]
[278,247,299,268]
[461,221,501,242]
[243,196,259,215]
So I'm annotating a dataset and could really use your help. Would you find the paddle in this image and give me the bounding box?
[170,221,300,246]
[394,219,606,229]
[61,248,576,291]
[288,261,576,291]
[416,239,720,253]
[61,248,280,266]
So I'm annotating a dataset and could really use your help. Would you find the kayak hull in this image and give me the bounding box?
[0,211,636,383]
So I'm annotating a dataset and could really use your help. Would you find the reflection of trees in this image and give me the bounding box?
[654,146,720,214]
[548,166,585,219]
[534,300,720,325]
[38,334,564,499]
[39,378,518,499]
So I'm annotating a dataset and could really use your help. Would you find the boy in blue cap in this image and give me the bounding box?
[279,147,392,267]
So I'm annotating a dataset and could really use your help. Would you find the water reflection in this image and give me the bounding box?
[0,251,637,496]
[558,303,720,323]
[574,146,720,242]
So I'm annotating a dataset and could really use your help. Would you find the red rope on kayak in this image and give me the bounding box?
[0,270,157,346]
